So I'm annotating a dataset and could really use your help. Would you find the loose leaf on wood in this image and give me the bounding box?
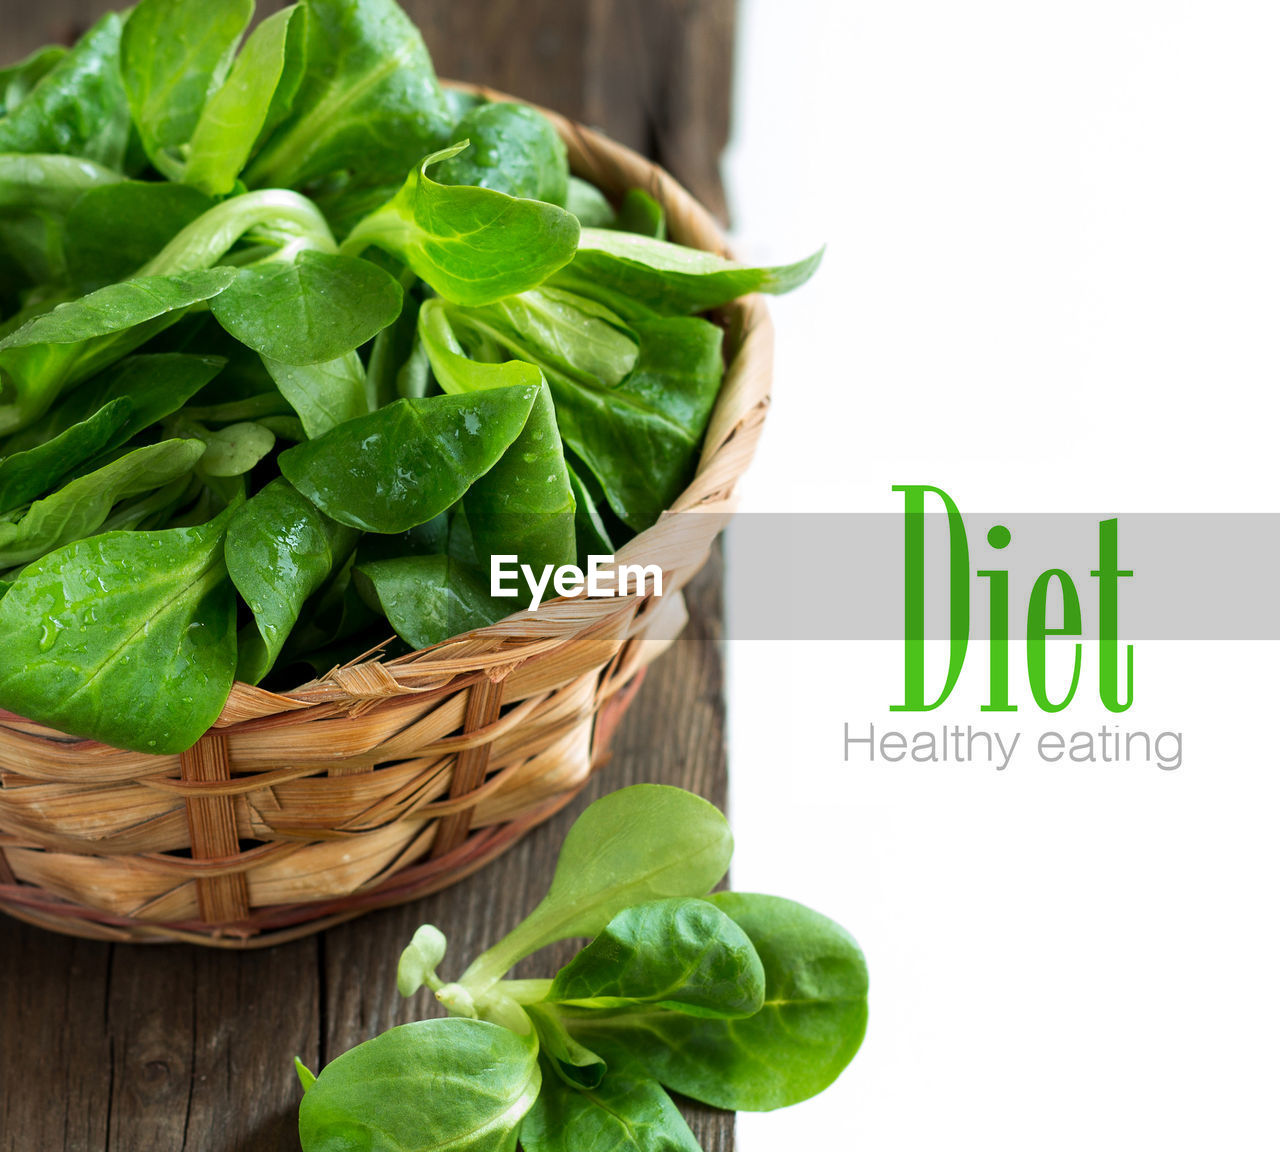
[574,893,870,1112]
[520,1068,702,1152]
[120,0,254,179]
[344,144,580,307]
[227,479,357,683]
[297,1019,539,1152]
[0,516,236,752]
[1,353,226,456]
[278,386,539,533]
[547,898,765,1019]
[458,785,732,993]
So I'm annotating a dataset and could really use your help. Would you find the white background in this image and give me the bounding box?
[724,1,1279,1147]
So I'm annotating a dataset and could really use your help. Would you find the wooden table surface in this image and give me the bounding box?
[0,556,733,1151]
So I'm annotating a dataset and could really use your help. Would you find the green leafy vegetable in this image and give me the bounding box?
[577,893,870,1111]
[436,102,569,207]
[0,14,131,169]
[547,898,765,1019]
[0,267,236,434]
[278,386,540,533]
[298,1020,540,1152]
[521,1068,702,1152]
[555,228,824,316]
[120,0,254,180]
[343,144,580,307]
[244,0,452,192]
[356,554,506,649]
[262,351,369,439]
[0,516,237,752]
[226,478,357,683]
[0,0,819,755]
[184,5,308,197]
[0,438,206,568]
[64,181,215,287]
[292,786,866,1152]
[0,397,132,516]
[210,250,403,365]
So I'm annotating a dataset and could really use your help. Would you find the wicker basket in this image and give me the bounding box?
[0,89,773,947]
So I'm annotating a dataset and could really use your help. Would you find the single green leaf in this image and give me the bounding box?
[120,0,254,179]
[226,479,357,684]
[137,188,336,279]
[463,383,576,577]
[568,463,616,562]
[520,1068,702,1152]
[0,153,123,214]
[1,353,226,457]
[344,145,580,307]
[278,387,540,533]
[65,181,215,287]
[245,0,451,192]
[211,250,402,365]
[0,267,237,435]
[0,438,206,569]
[262,351,369,440]
[458,785,732,993]
[554,229,824,316]
[356,554,507,650]
[0,516,236,752]
[397,923,448,997]
[524,1006,607,1091]
[612,189,667,240]
[0,15,131,169]
[418,299,543,396]
[448,289,638,388]
[0,397,132,516]
[0,153,123,284]
[575,893,870,1112]
[297,1019,539,1152]
[295,1058,316,1093]
[0,46,67,115]
[566,176,616,229]
[525,315,724,532]
[436,102,569,207]
[196,421,276,477]
[548,898,765,1019]
[185,5,308,196]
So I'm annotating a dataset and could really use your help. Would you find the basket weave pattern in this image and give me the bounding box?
[0,93,773,947]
